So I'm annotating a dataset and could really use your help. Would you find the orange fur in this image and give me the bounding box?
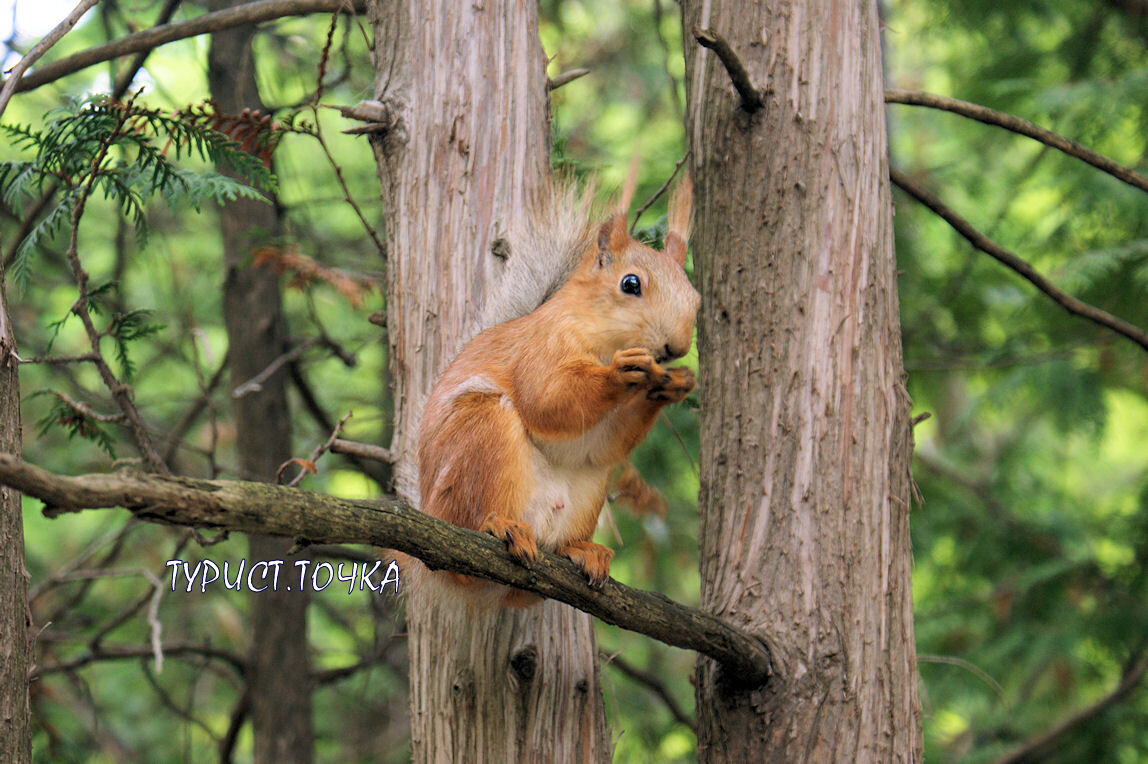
[417,173,699,608]
[664,174,692,266]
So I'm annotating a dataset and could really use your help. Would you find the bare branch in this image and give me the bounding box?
[630,153,689,234]
[232,339,313,399]
[278,410,352,487]
[330,438,393,464]
[161,352,229,466]
[112,0,182,99]
[32,641,246,679]
[49,391,126,424]
[918,654,1007,705]
[18,352,100,365]
[890,168,1148,353]
[13,0,366,95]
[0,0,98,119]
[602,651,696,731]
[0,454,774,688]
[991,649,1148,764]
[693,26,765,112]
[885,89,1148,195]
[546,67,589,91]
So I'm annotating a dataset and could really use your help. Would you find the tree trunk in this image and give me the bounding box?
[0,284,31,762]
[367,1,609,760]
[681,0,922,760]
[208,13,313,763]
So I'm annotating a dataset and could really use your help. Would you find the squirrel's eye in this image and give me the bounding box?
[620,274,642,296]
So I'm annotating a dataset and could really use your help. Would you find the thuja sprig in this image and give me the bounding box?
[0,93,275,288]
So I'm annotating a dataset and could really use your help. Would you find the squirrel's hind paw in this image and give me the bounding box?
[479,512,538,563]
[558,541,615,588]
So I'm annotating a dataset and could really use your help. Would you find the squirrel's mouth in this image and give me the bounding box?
[656,343,684,364]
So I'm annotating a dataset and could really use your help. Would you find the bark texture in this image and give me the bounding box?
[0,286,31,762]
[367,0,609,759]
[208,14,312,763]
[681,1,922,760]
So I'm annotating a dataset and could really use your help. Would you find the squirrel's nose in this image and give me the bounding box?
[662,343,684,362]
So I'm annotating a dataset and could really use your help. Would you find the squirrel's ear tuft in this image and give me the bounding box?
[616,153,640,215]
[597,213,628,266]
[664,173,692,267]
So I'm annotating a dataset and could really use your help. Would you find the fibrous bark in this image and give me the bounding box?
[0,285,32,764]
[681,1,922,760]
[366,1,610,759]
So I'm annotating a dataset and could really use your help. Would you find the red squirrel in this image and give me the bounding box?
[416,173,699,607]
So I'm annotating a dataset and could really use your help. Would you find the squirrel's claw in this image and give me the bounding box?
[479,512,538,564]
[612,347,669,388]
[558,541,615,588]
[647,366,695,403]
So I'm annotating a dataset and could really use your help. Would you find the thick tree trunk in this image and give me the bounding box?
[208,13,313,763]
[0,285,31,762]
[367,1,609,760]
[681,1,922,760]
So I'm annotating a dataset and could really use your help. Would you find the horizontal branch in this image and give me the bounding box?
[14,0,366,94]
[330,437,392,464]
[32,641,246,679]
[890,167,1148,353]
[546,67,589,91]
[885,88,1148,195]
[0,454,773,688]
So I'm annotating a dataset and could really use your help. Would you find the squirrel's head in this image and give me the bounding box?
[567,175,700,364]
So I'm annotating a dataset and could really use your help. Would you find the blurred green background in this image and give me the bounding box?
[3,0,1147,761]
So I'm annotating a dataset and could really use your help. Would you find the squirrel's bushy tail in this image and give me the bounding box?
[478,178,597,331]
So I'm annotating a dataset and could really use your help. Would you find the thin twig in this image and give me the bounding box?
[278,410,352,486]
[139,658,217,740]
[0,0,98,119]
[918,654,1007,706]
[547,67,589,91]
[231,339,313,399]
[991,648,1148,764]
[890,167,1148,353]
[18,352,100,365]
[885,89,1148,196]
[113,0,183,99]
[13,0,365,94]
[330,438,393,464]
[693,26,765,112]
[51,391,126,424]
[218,691,249,764]
[161,352,229,466]
[303,113,387,258]
[602,650,696,731]
[32,641,246,679]
[630,153,689,234]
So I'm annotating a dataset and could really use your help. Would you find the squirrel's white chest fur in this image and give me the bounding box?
[521,404,619,548]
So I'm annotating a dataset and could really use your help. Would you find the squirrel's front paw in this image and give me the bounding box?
[647,367,695,403]
[479,512,538,564]
[557,541,614,588]
[611,347,670,388]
